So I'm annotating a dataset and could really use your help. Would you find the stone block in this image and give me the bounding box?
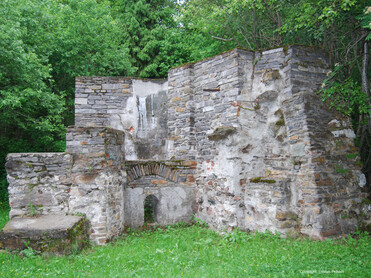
[0,215,89,254]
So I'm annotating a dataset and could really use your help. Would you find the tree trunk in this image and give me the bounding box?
[362,39,369,100]
[361,37,370,188]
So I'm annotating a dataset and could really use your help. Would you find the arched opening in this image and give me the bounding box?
[144,195,159,223]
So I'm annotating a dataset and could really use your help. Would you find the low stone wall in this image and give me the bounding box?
[0,215,89,255]
[6,127,127,245]
[6,153,72,218]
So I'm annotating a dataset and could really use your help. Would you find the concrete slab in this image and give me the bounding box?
[0,215,89,254]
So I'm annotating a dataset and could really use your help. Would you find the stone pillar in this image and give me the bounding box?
[66,126,126,244]
[167,65,197,160]
[283,45,367,238]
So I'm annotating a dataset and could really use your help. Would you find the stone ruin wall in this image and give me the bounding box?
[167,46,368,237]
[6,127,127,244]
[5,45,369,245]
[6,77,196,244]
[74,77,168,160]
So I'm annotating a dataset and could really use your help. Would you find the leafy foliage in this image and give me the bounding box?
[0,0,135,199]
[110,0,189,77]
[321,65,370,116]
[0,0,67,189]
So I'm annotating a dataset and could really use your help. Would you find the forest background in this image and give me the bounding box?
[0,0,370,208]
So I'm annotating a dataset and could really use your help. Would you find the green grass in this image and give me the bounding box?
[0,207,8,230]
[0,210,370,278]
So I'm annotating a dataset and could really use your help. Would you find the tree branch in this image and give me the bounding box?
[209,33,234,42]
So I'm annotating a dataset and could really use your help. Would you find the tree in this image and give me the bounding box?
[0,0,66,207]
[49,0,134,125]
[109,0,191,77]
[0,0,135,206]
[181,0,285,50]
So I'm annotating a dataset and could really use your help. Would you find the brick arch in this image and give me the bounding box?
[125,161,196,184]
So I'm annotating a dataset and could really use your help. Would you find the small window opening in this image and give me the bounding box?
[144,195,159,223]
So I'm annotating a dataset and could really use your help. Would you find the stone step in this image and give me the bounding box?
[0,215,89,255]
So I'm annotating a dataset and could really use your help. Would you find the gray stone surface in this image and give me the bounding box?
[1,215,83,234]
[0,215,89,254]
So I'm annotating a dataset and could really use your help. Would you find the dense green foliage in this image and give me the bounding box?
[0,0,370,205]
[0,210,370,277]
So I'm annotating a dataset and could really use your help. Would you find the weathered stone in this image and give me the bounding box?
[276,211,298,221]
[0,215,89,254]
[207,127,237,141]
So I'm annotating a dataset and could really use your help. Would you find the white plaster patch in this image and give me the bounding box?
[331,129,356,138]
[328,119,341,128]
[124,136,137,160]
[290,143,306,157]
[109,114,124,130]
[132,79,168,97]
[356,171,367,188]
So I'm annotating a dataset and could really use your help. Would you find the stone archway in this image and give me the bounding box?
[124,161,196,228]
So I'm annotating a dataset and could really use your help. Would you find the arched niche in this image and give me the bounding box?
[144,194,159,223]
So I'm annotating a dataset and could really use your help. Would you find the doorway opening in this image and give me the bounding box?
[144,195,159,223]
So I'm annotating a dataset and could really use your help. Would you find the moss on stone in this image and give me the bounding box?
[250,177,276,183]
[275,119,285,126]
[39,217,90,254]
[276,211,299,221]
[208,127,237,141]
[28,183,38,190]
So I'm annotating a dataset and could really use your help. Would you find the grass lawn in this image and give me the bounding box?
[0,208,370,277]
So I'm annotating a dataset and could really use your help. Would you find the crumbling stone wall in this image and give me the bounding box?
[6,153,72,218]
[167,46,368,238]
[66,127,126,243]
[4,45,369,245]
[6,127,126,244]
[75,77,168,160]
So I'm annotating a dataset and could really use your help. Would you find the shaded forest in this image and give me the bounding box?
[0,0,370,206]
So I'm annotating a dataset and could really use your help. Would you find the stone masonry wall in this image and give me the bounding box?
[124,161,196,227]
[6,153,72,218]
[283,46,368,237]
[4,45,369,244]
[167,46,369,238]
[66,127,126,244]
[75,77,131,128]
[75,77,168,160]
[6,127,127,245]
